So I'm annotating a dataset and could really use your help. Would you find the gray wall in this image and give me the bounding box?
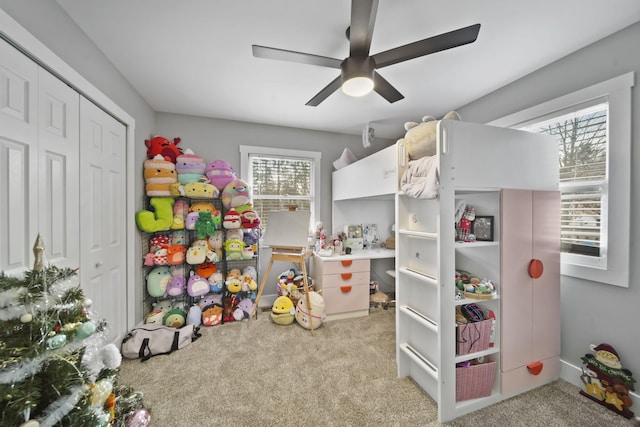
[457,21,640,381]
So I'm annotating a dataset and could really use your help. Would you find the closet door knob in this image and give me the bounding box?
[529,259,543,279]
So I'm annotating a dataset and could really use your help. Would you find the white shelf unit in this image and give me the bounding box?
[395,120,559,422]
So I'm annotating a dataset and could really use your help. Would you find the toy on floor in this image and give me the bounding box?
[580,343,636,419]
[295,291,325,329]
[271,296,295,325]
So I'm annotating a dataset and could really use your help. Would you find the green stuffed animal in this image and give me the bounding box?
[195,211,217,239]
[398,111,460,160]
[136,197,175,232]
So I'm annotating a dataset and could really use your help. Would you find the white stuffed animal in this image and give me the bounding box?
[399,111,461,160]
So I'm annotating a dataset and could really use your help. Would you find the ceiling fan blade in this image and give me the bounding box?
[372,23,481,69]
[349,0,379,57]
[252,45,342,69]
[306,76,343,106]
[373,72,404,103]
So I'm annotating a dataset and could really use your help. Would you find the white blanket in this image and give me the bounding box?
[400,155,439,199]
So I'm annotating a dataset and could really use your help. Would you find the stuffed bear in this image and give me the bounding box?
[195,211,218,239]
[398,111,461,160]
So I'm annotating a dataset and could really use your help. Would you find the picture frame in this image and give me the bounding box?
[473,216,494,241]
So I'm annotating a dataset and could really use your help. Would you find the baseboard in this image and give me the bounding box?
[561,359,639,420]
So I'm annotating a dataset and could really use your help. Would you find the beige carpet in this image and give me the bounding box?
[118,307,637,427]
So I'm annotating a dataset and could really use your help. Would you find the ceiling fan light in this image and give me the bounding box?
[342,76,374,97]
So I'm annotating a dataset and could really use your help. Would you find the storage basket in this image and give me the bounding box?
[456,319,492,355]
[456,358,496,401]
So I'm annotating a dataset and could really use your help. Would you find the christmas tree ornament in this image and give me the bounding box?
[127,408,151,427]
[45,333,67,349]
[20,313,33,323]
[90,378,114,406]
[75,320,97,339]
[19,420,39,427]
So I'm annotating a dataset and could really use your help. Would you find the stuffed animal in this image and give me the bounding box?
[167,244,186,265]
[145,135,182,163]
[243,228,260,253]
[144,309,164,325]
[166,275,185,297]
[171,198,189,230]
[237,298,255,319]
[209,271,224,293]
[224,239,245,260]
[241,209,261,229]
[198,293,223,309]
[271,296,295,325]
[243,265,257,283]
[146,266,171,297]
[398,111,461,160]
[187,272,209,297]
[202,304,223,327]
[175,148,206,184]
[184,178,218,199]
[171,229,187,245]
[152,298,174,314]
[195,211,218,239]
[136,197,175,233]
[225,276,242,294]
[222,298,237,323]
[223,209,241,229]
[221,179,252,212]
[144,154,177,196]
[195,261,217,279]
[295,291,325,330]
[204,159,237,191]
[207,230,224,259]
[241,246,254,260]
[163,308,186,328]
[186,304,202,327]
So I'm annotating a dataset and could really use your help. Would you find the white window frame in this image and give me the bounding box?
[489,72,633,287]
[239,145,321,237]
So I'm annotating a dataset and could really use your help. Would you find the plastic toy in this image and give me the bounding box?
[145,135,182,163]
[136,197,175,233]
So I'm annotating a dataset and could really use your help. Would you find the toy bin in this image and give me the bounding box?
[456,358,496,401]
[456,318,492,356]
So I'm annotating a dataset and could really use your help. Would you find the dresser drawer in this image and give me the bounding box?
[321,271,369,289]
[321,258,370,274]
[323,283,370,315]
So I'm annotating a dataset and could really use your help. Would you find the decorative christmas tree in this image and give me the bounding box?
[0,236,150,427]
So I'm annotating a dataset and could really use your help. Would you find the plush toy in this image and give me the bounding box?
[152,298,174,314]
[175,148,206,184]
[186,304,202,327]
[195,261,217,279]
[187,272,209,297]
[171,198,189,230]
[222,298,237,323]
[186,239,217,264]
[146,266,171,297]
[136,197,175,233]
[225,276,242,293]
[184,178,219,199]
[208,271,224,293]
[163,308,186,328]
[167,244,186,265]
[232,307,245,321]
[207,230,225,259]
[195,211,218,239]
[237,298,255,319]
[202,304,223,327]
[144,309,164,324]
[198,293,223,309]
[243,265,257,283]
[241,246,254,260]
[226,229,243,241]
[271,296,295,325]
[295,291,325,330]
[243,228,260,253]
[221,179,252,212]
[204,159,237,191]
[223,209,241,229]
[398,111,461,160]
[224,238,245,260]
[166,275,185,297]
[144,154,177,196]
[145,135,182,163]
[171,229,186,245]
[240,209,261,229]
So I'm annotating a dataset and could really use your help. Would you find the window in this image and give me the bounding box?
[239,145,321,234]
[489,72,633,287]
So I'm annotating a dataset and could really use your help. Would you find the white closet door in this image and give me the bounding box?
[0,37,39,274]
[79,98,128,341]
[37,68,80,269]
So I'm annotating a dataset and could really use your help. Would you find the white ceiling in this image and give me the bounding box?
[57,0,640,139]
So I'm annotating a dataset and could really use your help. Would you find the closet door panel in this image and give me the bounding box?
[0,38,38,274]
[500,189,533,372]
[80,97,127,341]
[38,68,80,269]
[532,190,561,362]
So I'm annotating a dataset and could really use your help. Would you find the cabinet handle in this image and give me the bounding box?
[527,361,543,375]
[341,273,352,280]
[341,260,352,267]
[529,259,544,279]
[340,285,352,293]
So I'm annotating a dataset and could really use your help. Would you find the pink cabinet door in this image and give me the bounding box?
[501,189,560,373]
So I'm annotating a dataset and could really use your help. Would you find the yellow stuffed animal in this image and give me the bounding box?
[398,111,460,160]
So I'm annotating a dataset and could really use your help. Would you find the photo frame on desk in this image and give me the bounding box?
[473,216,494,241]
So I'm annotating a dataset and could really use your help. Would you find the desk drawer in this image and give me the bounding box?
[321,271,369,289]
[321,259,370,274]
[323,283,370,314]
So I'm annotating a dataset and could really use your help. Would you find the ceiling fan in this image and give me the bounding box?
[252,0,480,106]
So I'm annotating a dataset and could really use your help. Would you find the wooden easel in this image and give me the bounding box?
[250,210,315,334]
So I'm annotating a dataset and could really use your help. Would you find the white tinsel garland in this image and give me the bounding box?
[0,275,81,321]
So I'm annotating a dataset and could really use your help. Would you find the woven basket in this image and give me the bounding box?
[456,358,496,401]
[456,319,492,355]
